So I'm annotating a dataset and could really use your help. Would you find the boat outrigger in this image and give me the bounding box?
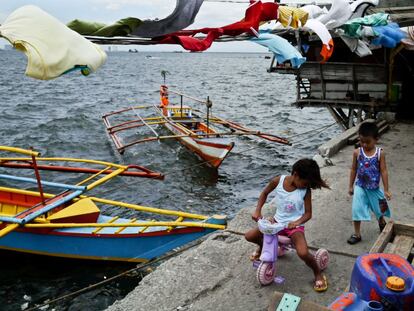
[0,146,226,262]
[102,85,291,169]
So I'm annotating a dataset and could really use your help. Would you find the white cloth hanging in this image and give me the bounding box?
[317,0,353,30]
[0,5,107,80]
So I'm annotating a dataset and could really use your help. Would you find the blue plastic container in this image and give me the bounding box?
[350,253,414,310]
[329,292,383,310]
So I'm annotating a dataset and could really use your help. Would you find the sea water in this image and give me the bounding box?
[0,50,340,310]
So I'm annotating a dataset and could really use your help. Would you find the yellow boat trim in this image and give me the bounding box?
[47,198,100,222]
[0,186,54,199]
[89,196,208,220]
[24,221,225,230]
[0,245,149,263]
[0,186,211,221]
[139,219,156,233]
[86,167,126,190]
[92,216,119,234]
[76,166,112,186]
[0,146,39,156]
[168,216,184,232]
[115,218,136,234]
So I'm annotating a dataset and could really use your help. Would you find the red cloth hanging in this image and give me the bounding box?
[156,1,278,52]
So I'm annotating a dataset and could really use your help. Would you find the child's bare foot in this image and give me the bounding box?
[249,248,261,261]
[313,274,328,292]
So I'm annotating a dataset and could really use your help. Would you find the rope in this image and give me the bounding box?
[92,119,340,197]
[25,238,204,311]
[205,0,250,3]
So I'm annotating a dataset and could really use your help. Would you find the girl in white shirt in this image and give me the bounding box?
[245,158,329,292]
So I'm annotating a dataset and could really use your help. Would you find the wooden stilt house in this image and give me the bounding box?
[268,2,414,129]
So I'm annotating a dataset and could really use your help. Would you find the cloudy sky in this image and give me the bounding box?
[0,0,272,52]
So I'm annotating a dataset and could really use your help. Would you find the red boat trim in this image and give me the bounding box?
[194,139,234,149]
[0,162,164,180]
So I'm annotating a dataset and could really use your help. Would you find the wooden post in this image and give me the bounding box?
[180,95,183,118]
[348,108,354,128]
[206,96,212,138]
[357,108,362,123]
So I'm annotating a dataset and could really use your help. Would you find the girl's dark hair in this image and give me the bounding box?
[358,122,379,139]
[291,158,329,189]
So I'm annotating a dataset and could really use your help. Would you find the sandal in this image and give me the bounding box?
[314,275,328,292]
[249,249,261,261]
[347,234,361,245]
[378,218,387,232]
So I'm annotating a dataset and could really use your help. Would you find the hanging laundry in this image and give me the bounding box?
[303,19,334,63]
[349,0,379,19]
[317,0,353,30]
[278,6,308,29]
[341,13,389,38]
[371,23,407,48]
[340,36,372,57]
[250,32,306,68]
[156,1,278,52]
[132,0,205,38]
[67,18,141,37]
[0,5,106,80]
[300,5,328,20]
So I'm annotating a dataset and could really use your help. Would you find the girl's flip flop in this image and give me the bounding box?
[314,275,328,292]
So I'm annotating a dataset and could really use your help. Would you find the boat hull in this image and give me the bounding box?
[163,122,234,169]
[0,226,216,262]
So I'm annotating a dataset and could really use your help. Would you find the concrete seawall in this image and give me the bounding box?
[107,121,413,311]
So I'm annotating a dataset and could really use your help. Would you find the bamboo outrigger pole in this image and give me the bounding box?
[119,130,261,151]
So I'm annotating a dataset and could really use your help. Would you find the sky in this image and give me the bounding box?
[0,0,275,52]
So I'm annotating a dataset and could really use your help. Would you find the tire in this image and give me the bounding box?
[315,248,329,271]
[256,262,275,285]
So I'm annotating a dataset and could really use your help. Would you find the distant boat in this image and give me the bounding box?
[264,55,271,59]
[128,49,139,53]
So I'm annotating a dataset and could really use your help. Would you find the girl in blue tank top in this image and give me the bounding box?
[245,159,330,292]
[347,122,392,245]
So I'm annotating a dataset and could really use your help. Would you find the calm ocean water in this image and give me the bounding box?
[0,50,341,310]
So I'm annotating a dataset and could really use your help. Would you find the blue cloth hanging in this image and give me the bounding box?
[250,32,306,68]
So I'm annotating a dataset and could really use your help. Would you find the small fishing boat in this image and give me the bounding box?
[102,84,290,169]
[0,146,226,262]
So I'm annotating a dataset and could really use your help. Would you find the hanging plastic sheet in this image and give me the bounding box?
[0,5,106,80]
[372,23,407,48]
[132,0,205,38]
[303,19,334,63]
[250,32,306,68]
[67,18,142,37]
[157,1,278,52]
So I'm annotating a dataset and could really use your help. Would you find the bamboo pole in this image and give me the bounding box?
[89,196,209,220]
[0,146,40,157]
[0,186,209,220]
[131,106,160,139]
[121,130,261,149]
[24,221,225,230]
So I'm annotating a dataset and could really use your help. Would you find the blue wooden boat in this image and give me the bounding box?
[0,146,226,262]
